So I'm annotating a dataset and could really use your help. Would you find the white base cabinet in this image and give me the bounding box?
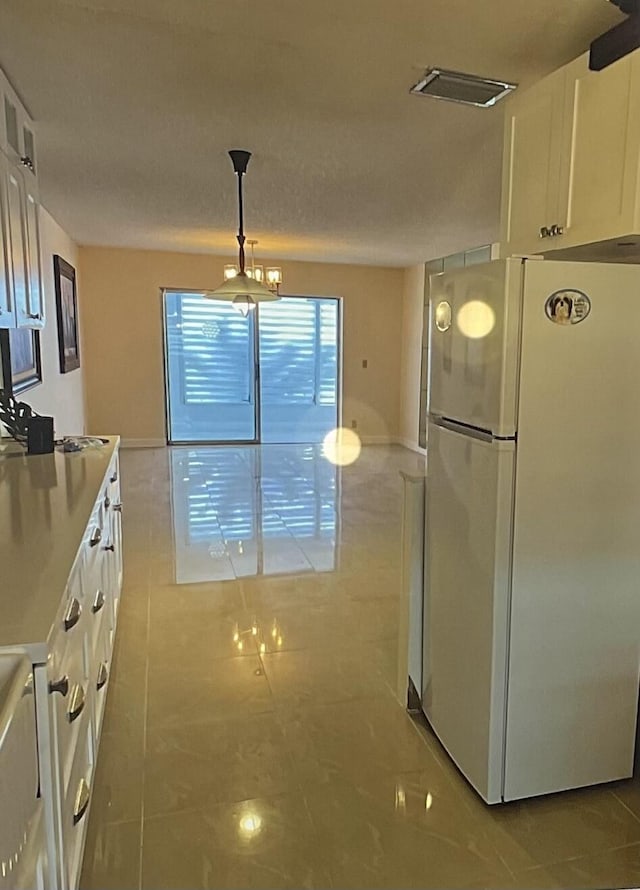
[0,439,123,890]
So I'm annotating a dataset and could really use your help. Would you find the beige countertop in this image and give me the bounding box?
[0,437,119,662]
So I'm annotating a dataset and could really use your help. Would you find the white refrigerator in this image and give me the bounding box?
[423,256,640,804]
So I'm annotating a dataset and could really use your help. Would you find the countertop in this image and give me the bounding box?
[0,437,119,662]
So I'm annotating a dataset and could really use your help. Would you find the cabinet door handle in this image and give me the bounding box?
[73,778,90,825]
[550,224,564,237]
[92,589,106,614]
[539,226,551,238]
[67,684,86,723]
[89,527,102,547]
[97,662,109,691]
[27,313,41,320]
[63,597,82,631]
[103,543,115,553]
[104,495,111,509]
[112,503,123,513]
[110,471,118,483]
[49,675,69,697]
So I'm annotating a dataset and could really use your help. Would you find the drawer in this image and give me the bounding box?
[50,562,84,653]
[7,801,47,890]
[92,622,112,744]
[61,718,94,890]
[0,655,39,890]
[48,633,90,800]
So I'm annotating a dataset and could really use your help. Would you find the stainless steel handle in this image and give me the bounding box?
[96,662,108,691]
[89,527,102,547]
[110,471,118,483]
[112,503,123,513]
[20,155,34,171]
[63,597,82,631]
[73,778,90,825]
[550,224,564,236]
[92,589,106,614]
[67,684,85,723]
[27,313,40,320]
[104,495,111,509]
[49,675,69,697]
[103,543,115,553]
[539,226,551,238]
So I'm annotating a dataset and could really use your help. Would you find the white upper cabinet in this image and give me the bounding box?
[0,67,43,329]
[500,47,640,261]
[500,66,569,256]
[1,70,37,181]
[557,52,640,251]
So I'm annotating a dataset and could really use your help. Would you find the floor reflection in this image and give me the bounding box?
[170,446,340,583]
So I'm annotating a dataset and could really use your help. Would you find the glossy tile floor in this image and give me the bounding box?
[81,444,640,890]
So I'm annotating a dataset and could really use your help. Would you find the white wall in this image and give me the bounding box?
[398,264,426,453]
[13,209,85,436]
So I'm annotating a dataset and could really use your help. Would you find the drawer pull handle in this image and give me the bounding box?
[110,471,118,483]
[112,503,123,513]
[67,684,86,723]
[73,778,90,825]
[64,598,81,632]
[104,495,111,509]
[89,528,102,548]
[103,543,115,553]
[92,590,106,614]
[49,675,69,697]
[97,663,108,691]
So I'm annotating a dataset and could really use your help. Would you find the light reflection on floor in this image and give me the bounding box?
[170,445,340,583]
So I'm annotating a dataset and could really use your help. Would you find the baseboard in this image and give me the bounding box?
[394,437,427,455]
[360,435,393,445]
[121,438,166,449]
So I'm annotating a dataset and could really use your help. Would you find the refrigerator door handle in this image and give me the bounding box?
[433,416,494,443]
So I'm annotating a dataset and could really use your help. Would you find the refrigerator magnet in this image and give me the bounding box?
[544,290,591,326]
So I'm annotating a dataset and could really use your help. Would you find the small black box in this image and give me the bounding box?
[27,415,55,455]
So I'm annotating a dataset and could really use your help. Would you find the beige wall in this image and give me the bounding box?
[15,209,85,436]
[398,264,426,452]
[78,247,404,444]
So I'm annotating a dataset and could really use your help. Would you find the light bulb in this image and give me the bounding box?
[233,295,256,317]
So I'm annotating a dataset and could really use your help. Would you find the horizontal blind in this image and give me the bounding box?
[166,293,253,405]
[259,297,338,407]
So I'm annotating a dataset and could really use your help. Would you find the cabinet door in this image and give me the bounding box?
[499,66,568,256]
[1,76,37,180]
[0,154,16,327]
[555,52,640,250]
[23,176,44,328]
[3,154,29,326]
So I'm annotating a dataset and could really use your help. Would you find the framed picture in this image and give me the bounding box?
[0,327,42,395]
[53,255,80,373]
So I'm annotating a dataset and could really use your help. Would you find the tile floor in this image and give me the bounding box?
[80,444,640,890]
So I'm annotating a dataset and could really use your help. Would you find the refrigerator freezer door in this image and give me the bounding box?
[423,420,515,803]
[429,258,523,437]
[505,260,640,800]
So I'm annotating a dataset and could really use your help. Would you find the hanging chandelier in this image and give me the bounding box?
[224,239,282,296]
[205,150,281,317]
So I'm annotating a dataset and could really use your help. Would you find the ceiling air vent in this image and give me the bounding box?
[410,68,517,108]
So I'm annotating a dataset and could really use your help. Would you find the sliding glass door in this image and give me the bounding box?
[164,292,340,445]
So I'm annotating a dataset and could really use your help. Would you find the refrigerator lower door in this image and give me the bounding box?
[423,420,515,804]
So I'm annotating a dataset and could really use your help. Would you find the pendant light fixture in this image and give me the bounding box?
[205,150,280,317]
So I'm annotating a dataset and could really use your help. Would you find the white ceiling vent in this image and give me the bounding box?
[410,68,517,108]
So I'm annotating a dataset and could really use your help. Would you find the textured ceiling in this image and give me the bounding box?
[0,0,622,266]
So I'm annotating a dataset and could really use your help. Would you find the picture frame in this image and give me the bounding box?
[53,255,80,373]
[0,327,42,395]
